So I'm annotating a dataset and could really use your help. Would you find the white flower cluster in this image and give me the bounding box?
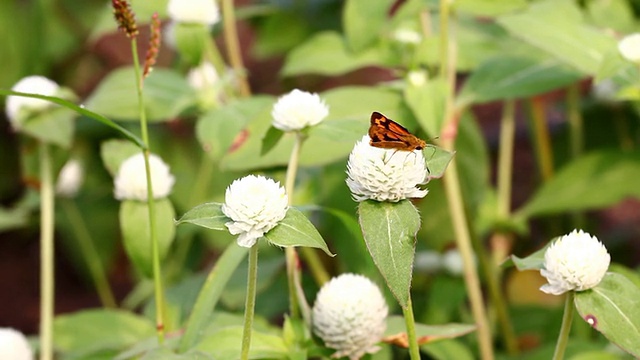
[271,89,329,131]
[312,273,388,360]
[56,159,84,198]
[167,0,220,26]
[188,62,220,91]
[0,328,33,360]
[618,33,640,63]
[346,135,429,202]
[540,229,610,295]
[6,76,60,130]
[222,175,288,247]
[114,153,175,201]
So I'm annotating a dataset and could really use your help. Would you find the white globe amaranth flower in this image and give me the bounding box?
[414,250,442,273]
[221,175,288,248]
[167,0,220,26]
[114,153,175,201]
[393,28,422,45]
[407,70,428,87]
[540,229,611,295]
[271,89,329,131]
[0,328,34,360]
[618,33,640,63]
[346,135,429,202]
[56,159,84,198]
[442,249,467,276]
[6,76,60,129]
[188,62,220,91]
[312,273,388,360]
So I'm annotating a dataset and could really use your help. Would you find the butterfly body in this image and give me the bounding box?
[368,112,426,151]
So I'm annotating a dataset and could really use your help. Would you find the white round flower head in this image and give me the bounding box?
[540,229,611,295]
[393,28,422,45]
[346,135,429,202]
[313,273,388,360]
[407,70,428,87]
[114,153,175,201]
[271,89,329,131]
[0,328,34,360]
[414,250,442,274]
[442,248,466,276]
[6,76,60,129]
[56,159,84,198]
[221,175,288,248]
[188,62,219,91]
[618,33,640,63]
[167,0,220,26]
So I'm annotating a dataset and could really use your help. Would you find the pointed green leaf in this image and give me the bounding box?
[261,125,284,156]
[509,242,553,271]
[175,202,228,231]
[343,0,393,52]
[194,326,288,359]
[575,272,640,357]
[425,146,455,180]
[264,207,333,256]
[100,139,140,176]
[20,106,75,148]
[405,78,447,137]
[358,200,420,307]
[385,315,476,345]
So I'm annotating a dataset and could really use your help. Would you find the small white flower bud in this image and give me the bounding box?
[393,28,422,45]
[188,62,220,91]
[6,76,60,129]
[346,135,429,202]
[167,0,220,26]
[221,175,288,247]
[114,153,175,201]
[442,249,467,276]
[56,159,84,198]
[540,229,610,295]
[271,89,329,131]
[312,274,388,360]
[0,328,33,360]
[407,70,428,87]
[618,33,640,63]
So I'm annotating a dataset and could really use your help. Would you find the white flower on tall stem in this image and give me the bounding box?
[222,175,288,248]
[167,0,220,26]
[312,273,388,360]
[346,135,429,202]
[56,159,84,198]
[271,89,329,131]
[114,153,175,201]
[0,328,34,360]
[6,76,60,130]
[618,33,640,63]
[540,229,610,295]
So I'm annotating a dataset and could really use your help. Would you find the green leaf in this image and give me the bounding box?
[119,199,176,278]
[422,339,475,360]
[454,0,527,16]
[0,89,144,148]
[405,77,447,137]
[574,272,640,357]
[196,96,274,160]
[100,139,140,176]
[517,150,640,218]
[358,200,420,307]
[586,0,636,34]
[264,207,333,256]
[458,56,582,106]
[172,23,210,66]
[194,326,288,359]
[20,106,75,148]
[497,0,615,74]
[343,0,393,52]
[509,242,554,271]
[425,145,455,180]
[140,348,214,360]
[178,244,248,352]
[54,309,155,358]
[175,202,228,231]
[261,126,284,156]
[385,315,476,345]
[85,66,195,122]
[282,32,385,76]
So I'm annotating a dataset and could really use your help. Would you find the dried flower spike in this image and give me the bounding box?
[112,0,138,38]
[143,13,161,78]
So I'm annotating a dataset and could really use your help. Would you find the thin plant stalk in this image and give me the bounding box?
[284,132,304,318]
[39,143,55,360]
[130,38,166,343]
[61,199,117,307]
[402,297,421,360]
[567,84,586,230]
[221,0,251,97]
[529,97,554,181]
[240,245,259,360]
[438,0,494,357]
[552,292,575,360]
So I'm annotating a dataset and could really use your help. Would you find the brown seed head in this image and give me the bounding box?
[112,0,138,38]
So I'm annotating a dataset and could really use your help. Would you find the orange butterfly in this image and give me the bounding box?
[368,112,426,151]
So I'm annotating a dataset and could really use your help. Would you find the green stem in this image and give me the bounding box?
[130,38,165,343]
[403,297,421,360]
[61,200,117,308]
[299,247,330,285]
[438,0,450,79]
[39,143,54,360]
[497,101,515,217]
[529,97,554,181]
[221,0,251,97]
[240,245,259,360]
[284,132,304,319]
[567,84,583,159]
[552,292,575,360]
